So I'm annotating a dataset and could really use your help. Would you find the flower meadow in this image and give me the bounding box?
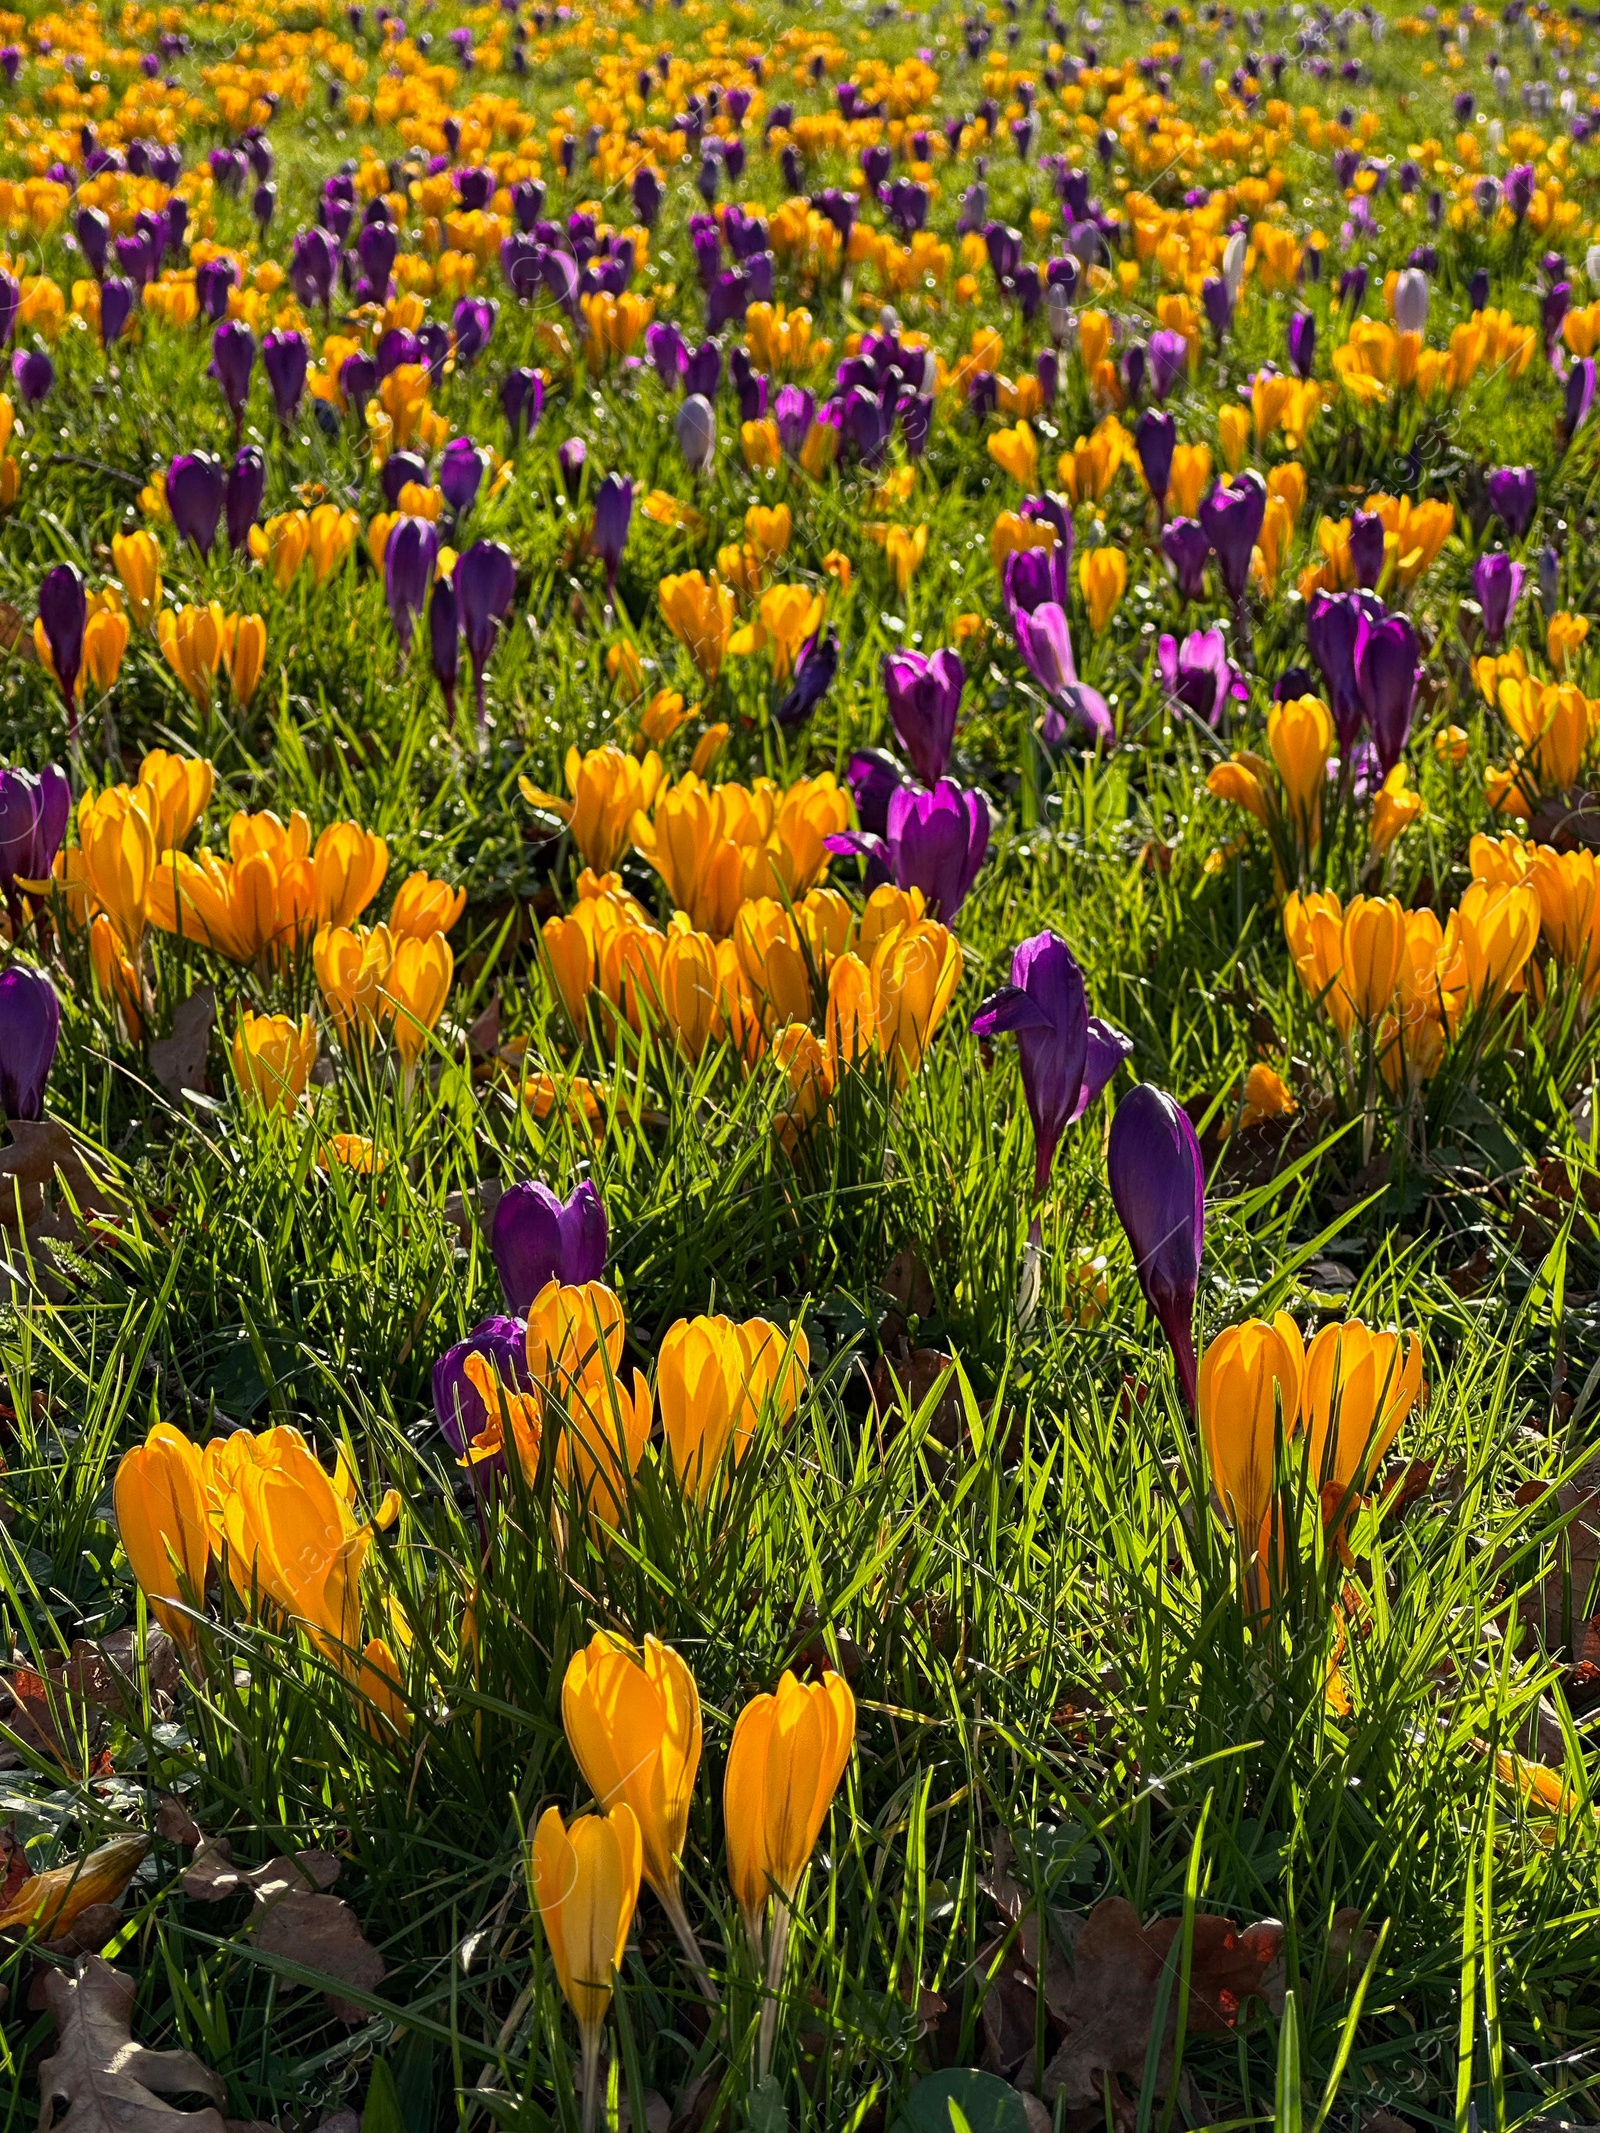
[11,0,1600,2127]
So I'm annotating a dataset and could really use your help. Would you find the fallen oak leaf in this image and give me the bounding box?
[148,987,216,1102]
[181,1838,381,2023]
[1040,1896,1283,2122]
[37,1952,226,2130]
[0,1835,149,1941]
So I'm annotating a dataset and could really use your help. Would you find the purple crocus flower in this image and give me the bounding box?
[1199,472,1267,606]
[646,319,686,385]
[1157,628,1240,727]
[11,348,51,404]
[1013,601,1115,749]
[1472,552,1524,650]
[289,225,338,311]
[0,273,17,348]
[261,327,308,427]
[1134,408,1176,509]
[591,473,633,591]
[827,779,991,920]
[432,1316,533,1454]
[1307,589,1379,750]
[1148,328,1188,402]
[340,351,377,420]
[1349,509,1386,590]
[1287,310,1316,378]
[0,763,70,932]
[76,206,110,278]
[452,295,496,367]
[37,565,86,726]
[429,573,459,720]
[99,278,134,348]
[846,749,903,836]
[971,929,1128,1199]
[1162,517,1210,602]
[167,452,225,560]
[774,383,815,459]
[0,966,60,1122]
[439,437,487,515]
[776,630,838,728]
[456,539,517,725]
[883,649,964,786]
[208,318,255,432]
[384,516,439,657]
[490,1177,607,1316]
[1354,609,1420,774]
[1107,1083,1205,1413]
[1505,162,1536,221]
[1564,358,1597,445]
[501,366,543,442]
[1486,466,1537,542]
[224,446,265,553]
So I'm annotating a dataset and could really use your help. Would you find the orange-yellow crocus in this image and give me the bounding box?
[561,1633,702,1926]
[1078,546,1127,635]
[313,821,388,929]
[380,932,453,1067]
[657,1315,810,1499]
[521,746,665,875]
[158,602,227,709]
[1267,695,1333,846]
[113,1423,211,1644]
[314,922,394,1043]
[223,613,267,707]
[1301,1319,1423,1514]
[724,1669,856,1947]
[987,419,1038,487]
[111,530,162,630]
[136,749,214,852]
[1197,1313,1305,1590]
[77,787,157,951]
[530,1803,642,2130]
[659,571,734,681]
[389,870,465,940]
[231,1011,318,1116]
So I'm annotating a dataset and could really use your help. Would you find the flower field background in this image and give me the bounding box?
[5,0,1600,2125]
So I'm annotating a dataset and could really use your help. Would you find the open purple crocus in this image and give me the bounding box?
[1157,628,1242,727]
[883,648,964,786]
[827,778,991,920]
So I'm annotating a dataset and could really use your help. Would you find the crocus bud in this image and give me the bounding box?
[1107,1082,1205,1412]
[1392,266,1428,336]
[724,1670,854,1943]
[384,516,439,655]
[561,1632,702,1918]
[676,392,717,476]
[501,365,543,442]
[882,648,964,787]
[0,964,60,1120]
[490,1178,607,1315]
[530,1803,641,2061]
[112,1424,210,1644]
[429,574,459,719]
[439,436,487,515]
[37,565,87,724]
[456,539,517,725]
[261,326,308,427]
[225,447,266,554]
[208,318,255,430]
[590,473,633,590]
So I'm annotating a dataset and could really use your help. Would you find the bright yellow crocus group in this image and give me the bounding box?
[534,1628,855,2127]
[1198,1313,1423,1608]
[113,1419,406,1736]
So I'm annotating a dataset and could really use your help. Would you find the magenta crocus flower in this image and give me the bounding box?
[1107,1083,1205,1412]
[827,778,990,919]
[1162,517,1210,602]
[432,1317,533,1454]
[1199,471,1267,605]
[208,318,255,433]
[1486,466,1537,541]
[491,1178,608,1316]
[971,929,1129,1199]
[883,649,964,786]
[1157,628,1241,727]
[591,473,634,591]
[1013,602,1115,749]
[261,327,308,427]
[1307,589,1382,749]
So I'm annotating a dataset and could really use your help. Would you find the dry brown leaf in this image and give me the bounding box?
[37,1953,227,2130]
[181,1839,381,2022]
[1515,1471,1600,1656]
[156,1798,202,1848]
[0,602,36,661]
[0,1122,121,1297]
[0,1835,149,1940]
[1040,1896,1283,2123]
[148,988,216,1102]
[1,1627,177,1774]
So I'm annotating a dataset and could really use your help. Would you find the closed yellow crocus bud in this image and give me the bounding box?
[158,602,226,709]
[1206,752,1272,827]
[872,922,962,1082]
[1078,546,1127,635]
[825,951,876,1077]
[634,775,719,917]
[83,605,129,694]
[1548,610,1590,675]
[1217,403,1250,472]
[1197,1313,1305,1579]
[223,613,267,707]
[659,571,735,681]
[657,927,721,1059]
[986,419,1038,487]
[307,503,359,585]
[313,821,389,929]
[137,749,214,853]
[522,745,665,876]
[354,1634,410,1744]
[389,870,465,940]
[658,1316,809,1499]
[724,1669,855,1944]
[113,1423,211,1643]
[1528,846,1600,990]
[112,529,162,630]
[1266,695,1332,842]
[562,1633,702,1926]
[381,932,452,1066]
[78,787,157,951]
[1168,442,1211,519]
[1282,887,1348,1033]
[769,1022,831,1147]
[1301,1320,1423,1510]
[543,907,598,1023]
[1369,764,1423,856]
[734,899,813,1028]
[231,1010,318,1116]
[1447,878,1541,1010]
[255,510,310,591]
[314,921,394,1043]
[530,1802,642,2094]
[1339,895,1406,1026]
[90,912,143,1039]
